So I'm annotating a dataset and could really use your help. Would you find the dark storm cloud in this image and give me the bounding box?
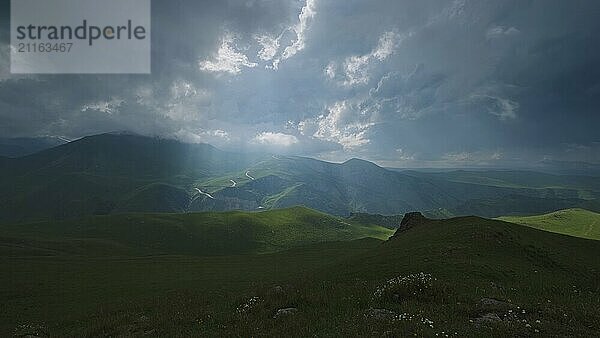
[0,0,599,167]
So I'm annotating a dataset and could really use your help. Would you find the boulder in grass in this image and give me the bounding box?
[273,307,298,319]
[364,308,396,320]
[472,313,502,327]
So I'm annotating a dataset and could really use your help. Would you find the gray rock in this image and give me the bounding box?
[364,308,396,320]
[479,297,510,307]
[478,298,513,312]
[273,307,298,319]
[472,313,502,327]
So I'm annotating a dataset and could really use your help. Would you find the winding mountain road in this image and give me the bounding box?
[194,187,215,199]
[189,170,254,206]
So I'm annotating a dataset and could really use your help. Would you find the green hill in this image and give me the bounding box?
[1,212,599,336]
[346,212,404,229]
[0,206,393,256]
[498,208,600,240]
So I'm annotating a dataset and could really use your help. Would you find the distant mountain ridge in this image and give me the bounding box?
[0,133,598,222]
[0,136,67,158]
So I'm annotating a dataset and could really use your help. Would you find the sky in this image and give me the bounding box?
[0,0,599,169]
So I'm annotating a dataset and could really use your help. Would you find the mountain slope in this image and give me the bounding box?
[2,133,256,178]
[0,136,67,158]
[498,208,600,240]
[191,156,599,217]
[1,133,598,221]
[0,133,265,221]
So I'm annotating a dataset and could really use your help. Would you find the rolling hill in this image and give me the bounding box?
[498,208,600,240]
[0,206,393,256]
[1,211,599,336]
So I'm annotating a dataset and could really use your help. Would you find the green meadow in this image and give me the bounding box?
[498,208,600,241]
[2,209,599,337]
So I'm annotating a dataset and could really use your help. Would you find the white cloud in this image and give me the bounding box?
[303,101,374,150]
[441,150,509,166]
[262,0,317,70]
[211,129,230,139]
[255,34,280,61]
[253,131,299,147]
[343,55,371,86]
[360,65,447,122]
[372,31,399,61]
[340,31,406,87]
[81,98,124,114]
[170,80,198,99]
[324,62,336,79]
[492,97,518,120]
[173,128,230,144]
[281,0,317,61]
[134,86,155,105]
[395,148,415,161]
[199,34,257,75]
[165,80,212,121]
[445,0,466,20]
[486,25,520,39]
[443,152,472,162]
[200,1,317,73]
[470,94,518,120]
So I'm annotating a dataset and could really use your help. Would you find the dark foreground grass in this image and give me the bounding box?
[2,216,600,337]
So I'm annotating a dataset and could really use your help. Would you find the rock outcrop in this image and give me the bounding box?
[391,212,428,237]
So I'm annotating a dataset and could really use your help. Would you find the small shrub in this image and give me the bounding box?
[373,272,441,303]
[236,296,261,314]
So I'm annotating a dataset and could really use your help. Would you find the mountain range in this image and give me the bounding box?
[1,132,599,222]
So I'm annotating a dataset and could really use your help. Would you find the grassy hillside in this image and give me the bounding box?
[0,133,264,221]
[498,208,600,240]
[346,212,404,229]
[1,213,599,336]
[0,206,393,256]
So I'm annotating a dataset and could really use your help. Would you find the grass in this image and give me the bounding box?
[0,206,393,256]
[1,210,599,336]
[498,208,600,240]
